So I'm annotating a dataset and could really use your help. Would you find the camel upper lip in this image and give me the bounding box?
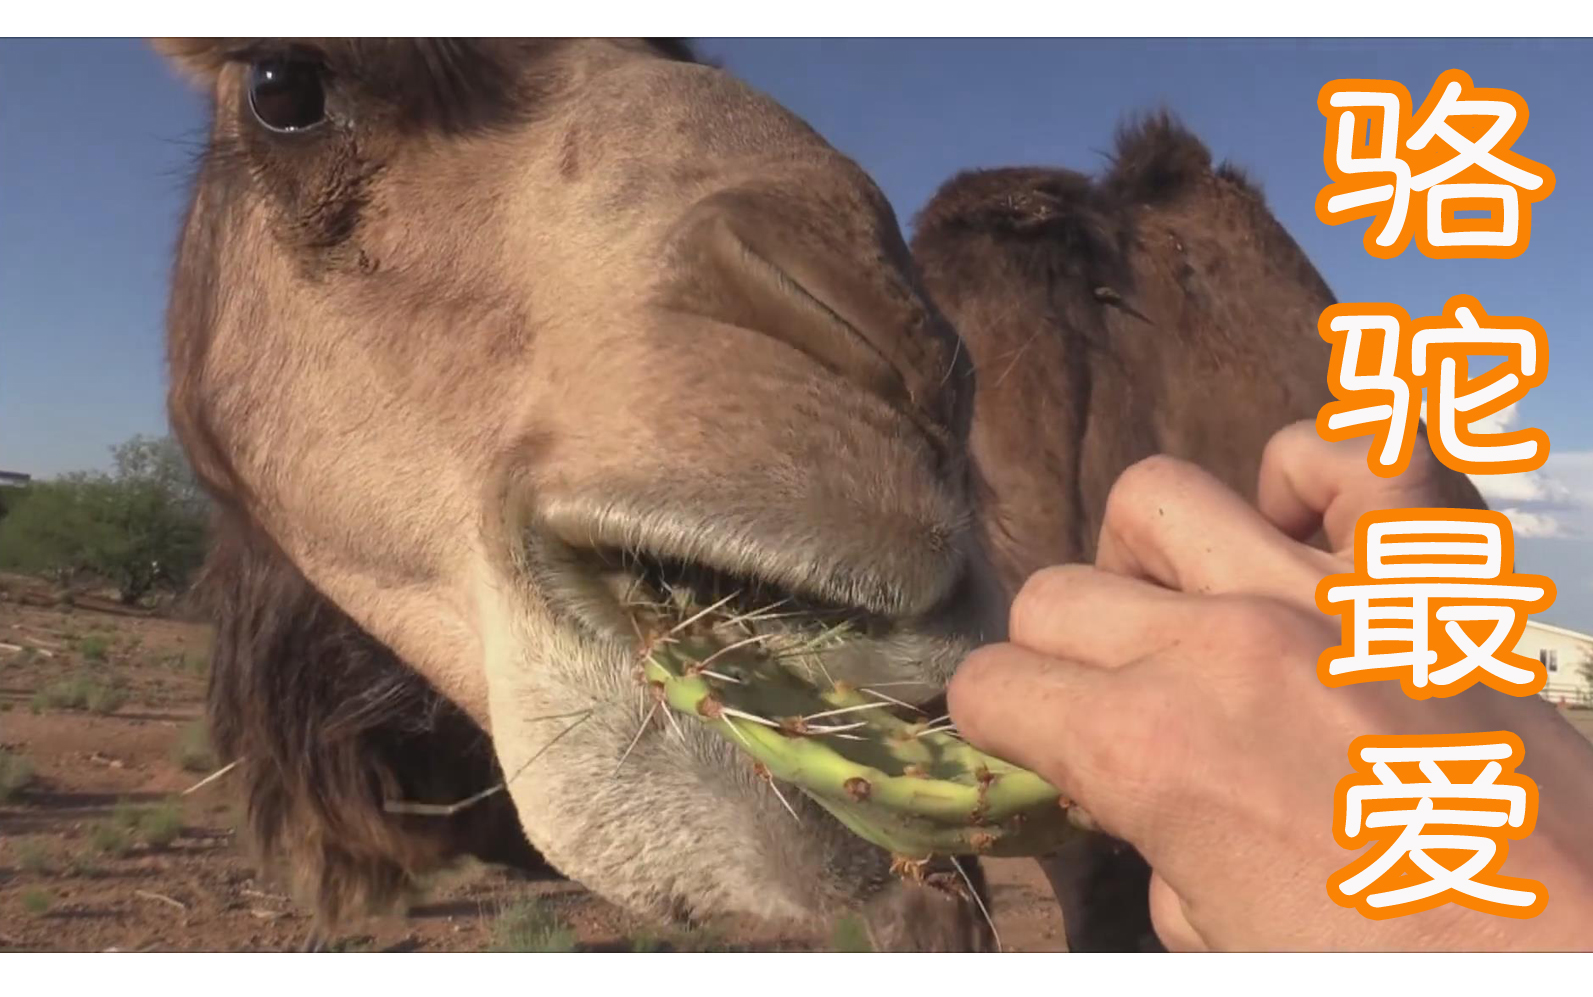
[531,488,965,623]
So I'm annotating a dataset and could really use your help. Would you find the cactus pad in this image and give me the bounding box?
[638,627,1087,863]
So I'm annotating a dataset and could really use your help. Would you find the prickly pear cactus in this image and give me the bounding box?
[638,628,1087,863]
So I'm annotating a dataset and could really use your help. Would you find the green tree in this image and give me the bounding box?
[0,435,209,604]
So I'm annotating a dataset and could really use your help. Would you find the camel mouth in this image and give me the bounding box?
[586,544,930,675]
[565,541,965,710]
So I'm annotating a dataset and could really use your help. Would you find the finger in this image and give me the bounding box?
[947,642,1150,841]
[1256,420,1489,555]
[1094,454,1335,604]
[1148,874,1208,952]
[1007,563,1201,669]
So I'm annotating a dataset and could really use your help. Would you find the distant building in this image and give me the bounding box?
[1520,619,1593,706]
[0,469,30,488]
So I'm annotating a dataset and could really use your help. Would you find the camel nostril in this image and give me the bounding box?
[659,203,911,409]
[656,187,967,446]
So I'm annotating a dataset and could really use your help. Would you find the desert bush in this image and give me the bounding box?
[89,820,132,857]
[0,749,36,801]
[17,840,53,874]
[85,682,127,714]
[21,887,52,916]
[78,634,110,662]
[133,799,185,847]
[163,650,209,677]
[172,720,217,773]
[31,672,126,714]
[65,853,102,877]
[103,797,185,849]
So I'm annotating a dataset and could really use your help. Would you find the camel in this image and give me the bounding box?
[156,38,1487,951]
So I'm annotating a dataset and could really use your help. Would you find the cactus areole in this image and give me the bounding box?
[640,630,1089,863]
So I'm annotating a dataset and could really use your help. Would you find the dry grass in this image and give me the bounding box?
[488,898,578,953]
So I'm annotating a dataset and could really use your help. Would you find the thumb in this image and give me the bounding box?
[947,643,1147,842]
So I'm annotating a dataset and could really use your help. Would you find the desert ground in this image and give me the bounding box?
[0,574,1069,953]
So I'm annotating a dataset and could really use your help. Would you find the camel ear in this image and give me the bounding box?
[149,38,234,87]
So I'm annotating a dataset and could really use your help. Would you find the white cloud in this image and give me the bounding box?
[1471,470,1573,505]
[1471,403,1519,436]
[1460,403,1593,540]
[1492,508,1563,538]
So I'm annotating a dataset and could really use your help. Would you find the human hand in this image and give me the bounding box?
[949,422,1593,951]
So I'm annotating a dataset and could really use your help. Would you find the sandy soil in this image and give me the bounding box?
[0,583,1065,952]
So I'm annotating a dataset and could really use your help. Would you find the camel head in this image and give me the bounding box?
[159,38,1002,948]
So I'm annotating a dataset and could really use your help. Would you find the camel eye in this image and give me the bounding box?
[247,58,327,133]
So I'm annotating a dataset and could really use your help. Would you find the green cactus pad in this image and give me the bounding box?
[640,632,1086,862]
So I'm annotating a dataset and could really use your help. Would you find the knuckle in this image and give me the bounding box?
[1206,595,1312,664]
[1009,564,1090,641]
[1103,454,1194,532]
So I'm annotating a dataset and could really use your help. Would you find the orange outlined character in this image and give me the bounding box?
[1317,69,1555,260]
[1410,295,1549,476]
[1316,509,1556,699]
[1329,732,1545,920]
[1316,302,1421,476]
[1316,296,1550,478]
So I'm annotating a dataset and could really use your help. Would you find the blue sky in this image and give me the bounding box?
[1,37,1588,626]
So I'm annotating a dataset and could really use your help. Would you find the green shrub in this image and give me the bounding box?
[17,840,53,874]
[21,888,52,916]
[159,650,209,677]
[34,678,84,711]
[85,683,127,714]
[78,634,110,662]
[488,899,578,953]
[172,721,216,773]
[0,749,36,802]
[111,798,146,830]
[65,853,102,877]
[134,799,184,847]
[103,798,185,849]
[89,820,132,857]
[31,672,126,714]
